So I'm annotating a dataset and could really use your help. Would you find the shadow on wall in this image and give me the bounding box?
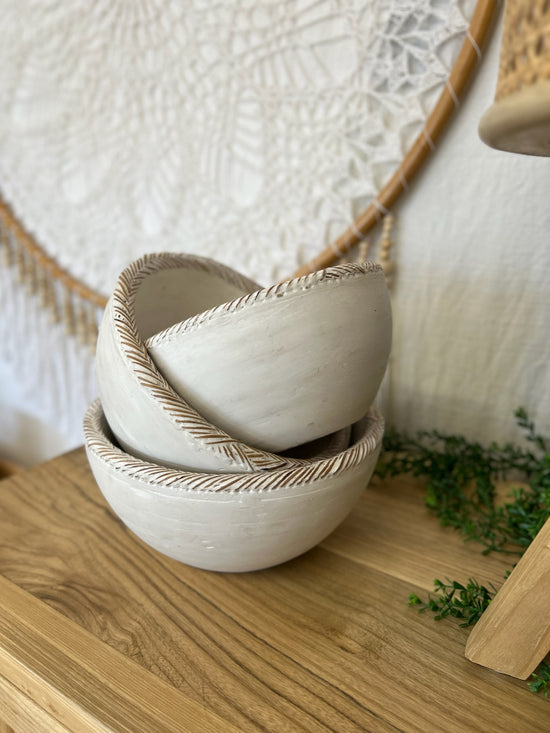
[0,404,70,467]
[0,406,70,467]
[390,269,549,446]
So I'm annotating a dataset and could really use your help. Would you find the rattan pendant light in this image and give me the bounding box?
[479,0,550,156]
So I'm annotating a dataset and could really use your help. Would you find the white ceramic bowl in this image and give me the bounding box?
[95,253,352,474]
[147,260,392,452]
[84,399,384,572]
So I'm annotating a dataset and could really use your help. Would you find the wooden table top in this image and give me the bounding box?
[0,448,548,732]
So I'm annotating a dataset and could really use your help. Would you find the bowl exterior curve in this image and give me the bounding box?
[148,263,392,452]
[85,442,380,572]
[83,399,384,572]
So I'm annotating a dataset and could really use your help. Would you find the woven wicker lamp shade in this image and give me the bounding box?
[479,0,550,156]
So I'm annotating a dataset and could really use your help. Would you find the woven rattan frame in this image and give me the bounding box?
[479,0,550,156]
[494,0,550,101]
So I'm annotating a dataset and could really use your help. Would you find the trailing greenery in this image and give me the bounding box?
[408,578,494,627]
[376,409,550,696]
[376,408,550,555]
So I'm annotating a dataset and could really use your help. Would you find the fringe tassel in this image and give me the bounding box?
[0,212,101,444]
[357,238,371,264]
[0,219,102,349]
[15,236,26,282]
[377,215,395,288]
[0,223,14,267]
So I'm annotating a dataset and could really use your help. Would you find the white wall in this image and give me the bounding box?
[390,16,550,445]
[1,9,549,466]
[0,359,73,467]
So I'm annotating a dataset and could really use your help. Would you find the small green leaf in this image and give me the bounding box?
[529,662,550,697]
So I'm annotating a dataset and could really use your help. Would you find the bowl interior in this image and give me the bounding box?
[134,266,259,341]
[146,261,384,346]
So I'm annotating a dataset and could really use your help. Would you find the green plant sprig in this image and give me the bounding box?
[376,408,550,555]
[408,578,494,627]
[376,409,550,696]
[529,662,550,697]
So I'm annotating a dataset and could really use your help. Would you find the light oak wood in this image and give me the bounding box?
[0,577,236,733]
[465,517,550,679]
[0,449,547,731]
[0,674,68,733]
[0,459,21,480]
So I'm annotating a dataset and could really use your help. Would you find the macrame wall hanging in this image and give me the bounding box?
[0,0,497,440]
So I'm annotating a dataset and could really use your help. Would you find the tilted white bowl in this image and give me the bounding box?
[147,260,392,452]
[83,399,384,572]
[95,253,352,474]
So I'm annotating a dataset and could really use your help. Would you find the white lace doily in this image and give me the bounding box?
[0,0,473,291]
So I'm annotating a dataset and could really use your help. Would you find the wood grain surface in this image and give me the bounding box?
[0,448,548,732]
[465,516,550,679]
[0,577,237,733]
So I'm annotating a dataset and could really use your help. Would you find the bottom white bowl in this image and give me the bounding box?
[83,400,384,572]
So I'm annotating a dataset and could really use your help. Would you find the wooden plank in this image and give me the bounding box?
[322,475,514,590]
[0,577,238,733]
[466,517,550,678]
[0,674,69,733]
[0,449,547,731]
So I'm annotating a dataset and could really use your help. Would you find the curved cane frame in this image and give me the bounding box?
[292,0,498,277]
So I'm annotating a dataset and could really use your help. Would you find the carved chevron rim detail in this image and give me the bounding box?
[84,399,384,494]
[146,259,382,346]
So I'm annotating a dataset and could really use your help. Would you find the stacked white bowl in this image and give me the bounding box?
[84,253,392,572]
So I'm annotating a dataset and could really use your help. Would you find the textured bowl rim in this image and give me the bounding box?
[146,257,382,346]
[108,252,382,472]
[84,399,384,495]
